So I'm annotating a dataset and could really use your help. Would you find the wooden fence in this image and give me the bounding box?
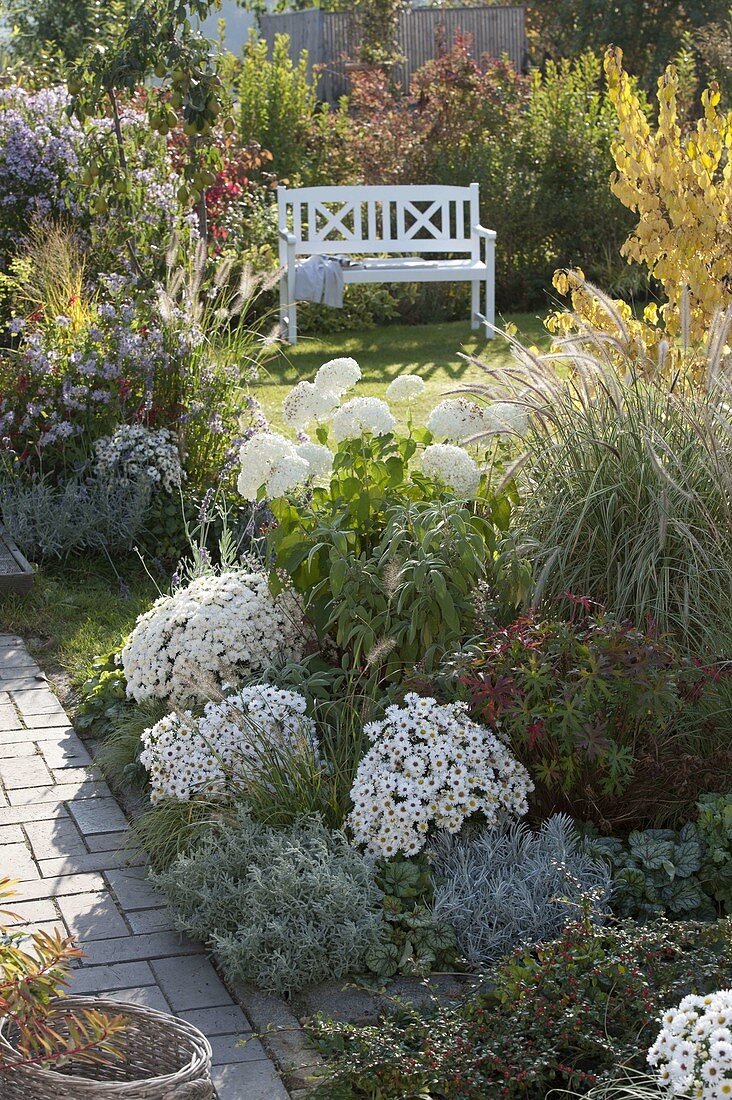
[259,5,527,102]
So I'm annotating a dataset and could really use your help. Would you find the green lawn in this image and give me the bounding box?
[0,557,158,702]
[257,313,549,429]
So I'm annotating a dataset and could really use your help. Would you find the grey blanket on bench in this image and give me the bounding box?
[294,255,348,308]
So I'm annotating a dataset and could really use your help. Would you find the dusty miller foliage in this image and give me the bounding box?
[1,474,151,560]
[153,808,386,996]
[430,815,612,968]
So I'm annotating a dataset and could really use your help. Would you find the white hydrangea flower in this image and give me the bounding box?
[94,424,183,493]
[121,571,305,705]
[385,374,426,404]
[237,432,310,501]
[139,684,317,804]
[282,381,339,430]
[347,693,533,858]
[648,989,732,1100]
[426,398,487,442]
[331,396,396,443]
[295,441,334,480]
[483,401,530,437]
[314,357,361,397]
[420,443,481,497]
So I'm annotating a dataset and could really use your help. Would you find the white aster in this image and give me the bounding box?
[347,692,532,858]
[237,431,309,501]
[121,570,305,705]
[314,357,361,397]
[139,684,317,804]
[331,396,396,442]
[386,374,426,404]
[420,443,481,497]
[649,990,732,1100]
[94,424,183,493]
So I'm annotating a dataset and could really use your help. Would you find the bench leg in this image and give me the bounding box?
[279,271,288,341]
[288,300,298,346]
[484,270,495,340]
[471,280,480,331]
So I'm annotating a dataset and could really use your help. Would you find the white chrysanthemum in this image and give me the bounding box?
[483,401,530,437]
[139,684,317,804]
[426,398,486,442]
[331,396,396,442]
[94,424,183,493]
[347,693,532,858]
[295,441,334,480]
[282,381,339,430]
[420,443,481,497]
[314,357,361,397]
[237,432,310,501]
[386,374,426,404]
[121,571,305,705]
[649,989,732,1100]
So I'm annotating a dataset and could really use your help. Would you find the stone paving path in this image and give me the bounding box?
[0,633,290,1100]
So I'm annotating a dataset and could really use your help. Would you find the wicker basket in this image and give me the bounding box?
[0,997,214,1099]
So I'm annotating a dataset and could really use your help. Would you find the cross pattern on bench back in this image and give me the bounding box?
[280,185,480,256]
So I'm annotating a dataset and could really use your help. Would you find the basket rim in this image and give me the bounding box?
[0,995,212,1087]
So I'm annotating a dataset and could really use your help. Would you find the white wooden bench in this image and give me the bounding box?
[277,182,496,345]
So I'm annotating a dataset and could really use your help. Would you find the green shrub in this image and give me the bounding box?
[588,824,718,921]
[308,917,732,1099]
[455,609,711,831]
[697,790,732,911]
[154,809,386,995]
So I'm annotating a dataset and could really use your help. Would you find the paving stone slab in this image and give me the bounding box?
[0,823,25,843]
[104,869,165,911]
[39,850,144,878]
[0,755,53,789]
[0,741,35,759]
[24,817,87,861]
[5,841,40,881]
[152,956,233,1012]
[0,650,40,667]
[21,711,71,729]
[180,1007,252,1037]
[212,1060,290,1100]
[0,635,23,647]
[68,796,129,835]
[0,661,41,679]
[0,803,71,826]
[0,706,22,732]
[57,892,129,941]
[68,961,156,995]
[40,735,92,769]
[82,931,199,967]
[126,907,174,934]
[10,687,62,714]
[8,780,111,806]
[210,1034,268,1065]
[6,898,58,924]
[85,831,127,853]
[15,873,107,901]
[113,986,172,1013]
[2,677,49,693]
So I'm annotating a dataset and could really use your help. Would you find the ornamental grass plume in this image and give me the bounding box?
[462,290,732,650]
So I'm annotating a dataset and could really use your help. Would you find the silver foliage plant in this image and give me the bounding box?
[430,815,612,968]
[153,808,385,996]
[1,474,151,560]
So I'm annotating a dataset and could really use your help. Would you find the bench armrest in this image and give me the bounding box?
[279,229,297,246]
[474,224,496,240]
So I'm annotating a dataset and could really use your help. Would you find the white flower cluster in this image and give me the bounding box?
[386,374,426,404]
[282,357,361,429]
[139,685,316,803]
[648,990,732,1100]
[420,443,481,497]
[347,693,533,858]
[331,396,396,443]
[295,441,334,479]
[426,398,487,442]
[121,571,304,704]
[237,432,310,501]
[94,424,183,493]
[426,398,530,441]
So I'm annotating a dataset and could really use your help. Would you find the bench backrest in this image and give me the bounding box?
[278,183,481,258]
